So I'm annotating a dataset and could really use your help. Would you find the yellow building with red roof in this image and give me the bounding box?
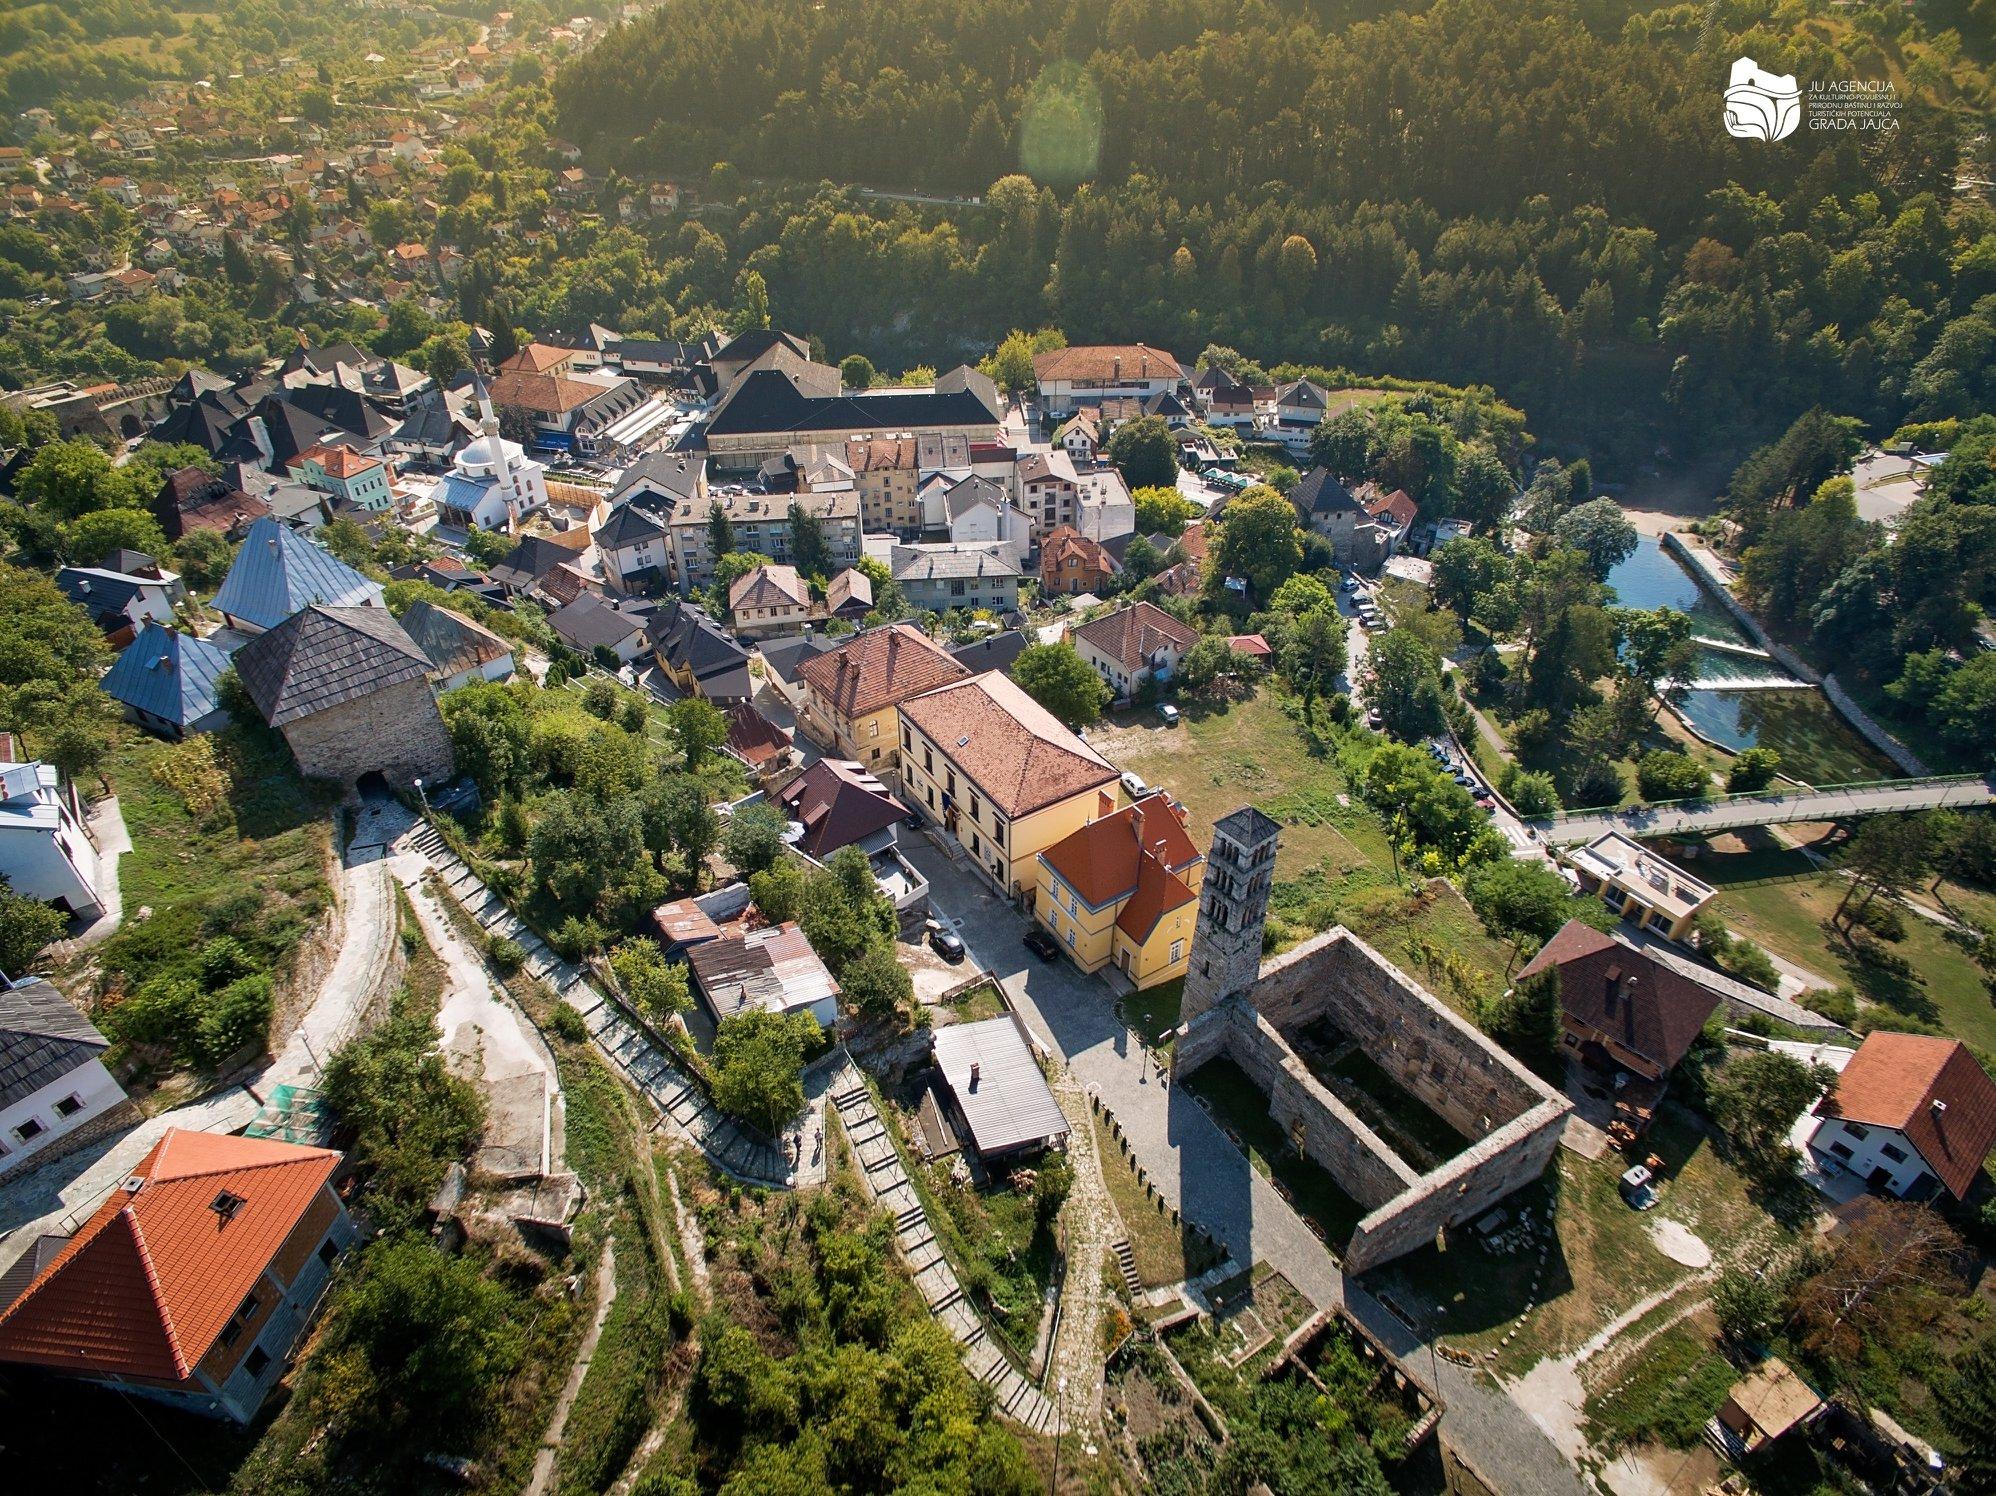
[1034,791,1205,989]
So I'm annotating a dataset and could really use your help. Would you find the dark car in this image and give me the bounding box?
[928,927,966,964]
[1023,926,1060,961]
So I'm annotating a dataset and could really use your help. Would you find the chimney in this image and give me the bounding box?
[1112,356,1122,383]
[1932,1098,1948,1117]
[969,1062,981,1090]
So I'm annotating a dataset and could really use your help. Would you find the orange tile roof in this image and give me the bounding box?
[487,370,603,415]
[1039,792,1200,939]
[0,1130,340,1382]
[300,444,379,479]
[1816,1033,1996,1199]
[798,623,967,720]
[900,671,1118,819]
[1032,344,1181,385]
[497,342,571,374]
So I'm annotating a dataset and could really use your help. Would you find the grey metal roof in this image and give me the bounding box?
[233,605,432,726]
[685,923,838,1020]
[0,979,110,1112]
[99,623,231,728]
[210,516,383,631]
[890,544,1020,582]
[54,566,156,620]
[931,1015,1069,1157]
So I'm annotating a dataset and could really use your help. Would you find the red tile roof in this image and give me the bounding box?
[1514,920,1719,1079]
[1815,1033,1996,1199]
[1038,792,1200,941]
[299,444,379,479]
[0,1130,340,1381]
[1071,601,1201,672]
[798,623,967,720]
[1032,344,1181,385]
[900,672,1118,819]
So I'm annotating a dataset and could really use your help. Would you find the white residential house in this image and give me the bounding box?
[0,743,102,918]
[941,476,1032,564]
[0,978,135,1180]
[594,502,671,593]
[1075,467,1136,543]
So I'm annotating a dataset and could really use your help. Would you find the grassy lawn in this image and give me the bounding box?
[1583,1313,1734,1451]
[1092,1111,1220,1288]
[937,977,1009,1024]
[1121,976,1183,1050]
[1181,1057,1367,1252]
[1090,690,1521,1019]
[1695,834,1996,1054]
[1375,1103,1794,1378]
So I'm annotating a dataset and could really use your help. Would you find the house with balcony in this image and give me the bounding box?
[1803,1032,1996,1201]
[1032,344,1182,418]
[0,738,102,918]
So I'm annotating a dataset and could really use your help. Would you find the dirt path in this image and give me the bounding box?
[1044,1065,1115,1430]
[266,819,399,1090]
[526,1240,618,1496]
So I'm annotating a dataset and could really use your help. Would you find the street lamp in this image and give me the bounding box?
[413,776,428,817]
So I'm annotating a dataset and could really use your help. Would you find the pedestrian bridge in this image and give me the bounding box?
[1527,774,1996,846]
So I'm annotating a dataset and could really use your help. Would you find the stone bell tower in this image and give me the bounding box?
[1178,806,1281,1030]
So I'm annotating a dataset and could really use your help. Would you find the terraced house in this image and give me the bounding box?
[897,670,1123,898]
[1036,792,1205,989]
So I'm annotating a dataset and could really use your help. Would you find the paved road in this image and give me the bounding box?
[1532,774,1994,845]
[907,838,1588,1495]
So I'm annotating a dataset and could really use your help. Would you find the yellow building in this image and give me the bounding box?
[897,671,1122,897]
[1035,793,1204,988]
[797,623,968,770]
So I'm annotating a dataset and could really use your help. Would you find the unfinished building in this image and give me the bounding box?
[1175,810,1571,1273]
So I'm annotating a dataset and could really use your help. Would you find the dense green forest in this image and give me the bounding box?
[556,0,1994,462]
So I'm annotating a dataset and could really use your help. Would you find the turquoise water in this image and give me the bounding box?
[1604,537,1895,785]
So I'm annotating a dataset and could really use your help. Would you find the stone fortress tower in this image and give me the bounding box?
[1177,805,1282,1031]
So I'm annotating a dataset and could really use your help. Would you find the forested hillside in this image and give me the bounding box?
[557,0,1994,461]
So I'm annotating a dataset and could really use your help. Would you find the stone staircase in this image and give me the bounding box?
[826,1059,1062,1435]
[1110,1238,1142,1297]
[403,822,788,1188]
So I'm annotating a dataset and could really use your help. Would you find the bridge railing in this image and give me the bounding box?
[1529,772,1993,829]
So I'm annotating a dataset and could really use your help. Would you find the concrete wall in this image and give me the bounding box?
[1177,927,1572,1274]
[281,678,455,788]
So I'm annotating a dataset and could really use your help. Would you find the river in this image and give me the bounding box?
[1604,537,1897,786]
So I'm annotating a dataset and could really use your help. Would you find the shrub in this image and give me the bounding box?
[1803,986,1859,1025]
[1726,747,1781,792]
[1500,765,1561,817]
[1636,750,1709,802]
[104,975,200,1047]
[192,972,273,1066]
[486,935,526,973]
[553,914,609,960]
[1716,936,1780,991]
[550,1003,588,1042]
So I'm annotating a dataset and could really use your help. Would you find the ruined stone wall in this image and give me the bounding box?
[1343,1092,1569,1272]
[1189,999,1418,1210]
[1250,930,1551,1143]
[1177,926,1573,1273]
[282,679,456,788]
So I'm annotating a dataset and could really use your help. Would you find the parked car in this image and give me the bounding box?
[1156,702,1181,727]
[1023,926,1060,961]
[1120,770,1150,800]
[928,927,966,964]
